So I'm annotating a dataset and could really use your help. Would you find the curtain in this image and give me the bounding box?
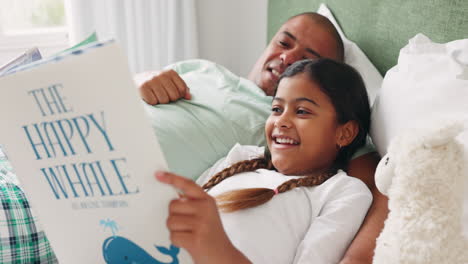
[65,0,199,73]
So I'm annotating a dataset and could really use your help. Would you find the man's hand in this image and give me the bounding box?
[156,171,251,264]
[139,69,191,105]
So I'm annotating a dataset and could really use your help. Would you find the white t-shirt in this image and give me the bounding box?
[198,144,373,264]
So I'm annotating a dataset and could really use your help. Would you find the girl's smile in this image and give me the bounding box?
[272,134,300,147]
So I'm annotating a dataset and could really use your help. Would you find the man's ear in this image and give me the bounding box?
[336,120,359,147]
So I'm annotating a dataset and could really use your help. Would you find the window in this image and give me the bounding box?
[0,0,69,63]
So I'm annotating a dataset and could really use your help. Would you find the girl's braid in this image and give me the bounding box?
[276,171,334,194]
[214,170,335,213]
[202,157,273,190]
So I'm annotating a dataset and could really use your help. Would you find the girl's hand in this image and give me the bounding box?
[155,171,251,264]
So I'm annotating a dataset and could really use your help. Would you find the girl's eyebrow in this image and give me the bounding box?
[273,96,320,107]
[296,97,320,107]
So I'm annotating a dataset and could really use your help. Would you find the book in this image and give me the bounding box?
[0,47,42,172]
[0,47,42,76]
[0,41,191,263]
[54,31,98,56]
[0,31,98,77]
[0,32,99,178]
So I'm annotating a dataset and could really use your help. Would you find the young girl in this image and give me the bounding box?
[156,58,372,264]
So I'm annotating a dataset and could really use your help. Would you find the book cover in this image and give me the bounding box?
[0,42,191,263]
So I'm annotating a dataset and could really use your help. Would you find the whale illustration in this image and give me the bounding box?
[102,236,180,264]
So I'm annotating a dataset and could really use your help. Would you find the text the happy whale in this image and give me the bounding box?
[22,84,139,200]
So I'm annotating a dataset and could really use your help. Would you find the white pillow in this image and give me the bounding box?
[370,33,468,237]
[317,4,383,104]
[370,33,468,156]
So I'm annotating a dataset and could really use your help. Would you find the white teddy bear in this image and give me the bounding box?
[373,120,468,264]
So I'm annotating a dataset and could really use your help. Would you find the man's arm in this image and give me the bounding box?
[341,152,388,264]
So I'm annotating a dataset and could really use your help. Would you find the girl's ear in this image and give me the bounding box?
[336,120,359,147]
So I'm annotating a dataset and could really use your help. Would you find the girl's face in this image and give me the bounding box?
[265,73,345,176]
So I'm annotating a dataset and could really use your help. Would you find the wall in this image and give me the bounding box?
[196,0,268,78]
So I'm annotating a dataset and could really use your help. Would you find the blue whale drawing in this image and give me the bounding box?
[102,236,180,264]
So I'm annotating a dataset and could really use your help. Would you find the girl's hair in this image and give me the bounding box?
[203,58,371,212]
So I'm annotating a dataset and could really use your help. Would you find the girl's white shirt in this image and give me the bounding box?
[197,144,373,264]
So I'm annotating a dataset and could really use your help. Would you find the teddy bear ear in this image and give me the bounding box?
[375,154,395,196]
[422,119,466,147]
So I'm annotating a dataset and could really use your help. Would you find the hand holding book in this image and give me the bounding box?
[156,171,252,264]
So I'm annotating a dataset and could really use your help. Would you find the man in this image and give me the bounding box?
[138,13,387,264]
[136,12,345,179]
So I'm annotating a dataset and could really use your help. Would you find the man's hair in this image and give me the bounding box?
[289,12,345,62]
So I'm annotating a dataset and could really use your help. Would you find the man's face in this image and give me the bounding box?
[248,15,339,96]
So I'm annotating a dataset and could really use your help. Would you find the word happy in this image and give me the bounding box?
[22,84,139,199]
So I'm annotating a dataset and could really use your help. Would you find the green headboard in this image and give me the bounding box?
[268,0,468,74]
